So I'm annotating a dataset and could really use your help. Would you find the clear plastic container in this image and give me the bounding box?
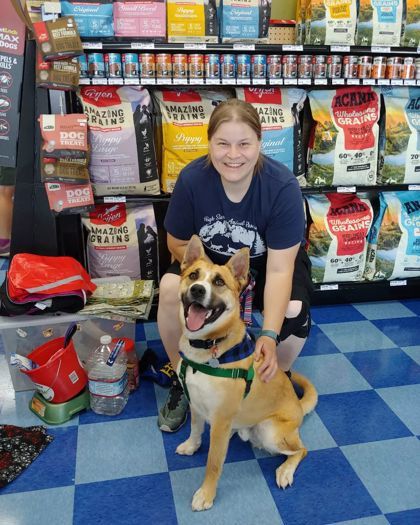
[113,337,139,392]
[86,335,129,416]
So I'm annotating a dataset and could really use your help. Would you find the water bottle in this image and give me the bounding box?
[87,335,129,416]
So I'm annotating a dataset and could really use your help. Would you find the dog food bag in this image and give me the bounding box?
[295,0,310,44]
[78,85,160,196]
[113,0,166,39]
[36,52,80,91]
[32,16,83,61]
[365,191,420,280]
[306,193,373,283]
[403,0,420,47]
[167,0,219,43]
[307,87,380,187]
[356,0,404,46]
[61,0,114,37]
[153,88,230,193]
[380,87,420,185]
[82,203,159,283]
[45,181,94,214]
[220,0,271,43]
[305,0,358,45]
[236,87,307,183]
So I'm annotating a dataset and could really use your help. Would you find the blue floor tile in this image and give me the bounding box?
[353,301,417,320]
[386,508,420,525]
[372,317,420,348]
[402,345,420,366]
[299,325,341,357]
[401,299,420,316]
[311,304,366,324]
[319,321,396,353]
[377,384,420,435]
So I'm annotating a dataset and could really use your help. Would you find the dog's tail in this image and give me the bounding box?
[291,371,318,416]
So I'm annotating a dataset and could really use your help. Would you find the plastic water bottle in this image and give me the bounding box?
[87,335,129,416]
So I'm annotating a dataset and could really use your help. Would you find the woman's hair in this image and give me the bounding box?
[207,98,264,173]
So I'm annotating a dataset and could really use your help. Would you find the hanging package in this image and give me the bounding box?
[32,16,83,61]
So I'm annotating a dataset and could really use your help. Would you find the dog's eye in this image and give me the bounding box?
[214,277,225,287]
[189,271,199,280]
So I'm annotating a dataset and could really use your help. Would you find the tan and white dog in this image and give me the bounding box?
[176,235,318,511]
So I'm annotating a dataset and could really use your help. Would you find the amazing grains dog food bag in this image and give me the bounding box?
[307,87,381,187]
[153,88,230,193]
[236,87,307,183]
[306,193,374,283]
[61,0,114,37]
[305,0,358,45]
[78,85,159,196]
[113,0,166,39]
[364,191,420,280]
[403,0,420,47]
[380,87,420,185]
[167,0,219,43]
[82,203,159,282]
[220,0,271,43]
[356,0,404,46]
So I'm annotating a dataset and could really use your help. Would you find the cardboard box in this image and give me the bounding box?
[0,313,135,392]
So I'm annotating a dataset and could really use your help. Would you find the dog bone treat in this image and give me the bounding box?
[32,16,83,61]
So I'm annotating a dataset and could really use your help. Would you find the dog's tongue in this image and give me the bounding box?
[187,303,209,332]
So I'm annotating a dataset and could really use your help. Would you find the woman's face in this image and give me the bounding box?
[209,120,261,185]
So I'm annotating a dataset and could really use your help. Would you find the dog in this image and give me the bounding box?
[176,235,318,511]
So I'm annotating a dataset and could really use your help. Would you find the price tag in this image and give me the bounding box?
[332,78,345,85]
[418,46,420,54]
[408,185,420,191]
[79,78,91,85]
[131,42,155,49]
[252,78,266,85]
[284,78,297,85]
[320,284,339,291]
[205,78,220,85]
[418,80,420,86]
[233,43,255,50]
[378,79,390,85]
[298,78,311,85]
[283,45,303,51]
[44,2,61,13]
[190,78,204,85]
[91,78,106,85]
[390,280,407,287]
[314,78,328,85]
[337,186,356,193]
[236,78,249,85]
[141,78,156,85]
[363,78,375,85]
[157,78,171,85]
[104,196,126,203]
[392,79,404,86]
[172,78,187,85]
[331,45,350,52]
[83,42,103,50]
[108,78,123,85]
[371,46,391,53]
[124,78,140,85]
[222,78,236,85]
[404,79,416,86]
[347,78,360,85]
[184,43,207,50]
[269,78,283,85]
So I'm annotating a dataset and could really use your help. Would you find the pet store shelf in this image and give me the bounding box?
[300,184,420,195]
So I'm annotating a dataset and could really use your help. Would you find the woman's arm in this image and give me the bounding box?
[255,242,300,382]
[167,233,189,263]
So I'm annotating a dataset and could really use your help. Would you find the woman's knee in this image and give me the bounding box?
[285,300,303,319]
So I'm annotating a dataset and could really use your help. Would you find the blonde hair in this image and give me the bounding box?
[207,98,264,173]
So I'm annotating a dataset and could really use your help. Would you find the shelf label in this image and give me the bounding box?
[347,78,360,85]
[417,80,420,86]
[172,78,187,85]
[205,78,220,85]
[298,78,311,85]
[222,78,236,85]
[252,78,266,85]
[189,78,204,85]
[131,42,155,49]
[337,186,356,193]
[332,78,345,85]
[104,196,126,203]
[140,78,156,85]
[404,79,416,86]
[408,185,420,191]
[269,78,283,85]
[44,2,61,13]
[79,78,91,85]
[108,78,123,85]
[233,43,255,51]
[418,46,420,54]
[331,45,350,52]
[124,78,140,85]
[392,79,404,86]
[378,79,390,85]
[390,280,407,287]
[236,78,249,85]
[157,78,171,85]
[284,78,297,85]
[314,78,328,85]
[91,78,106,85]
[283,44,303,51]
[363,78,375,85]
[371,46,391,53]
[83,42,102,50]
[320,284,339,291]
[184,43,207,50]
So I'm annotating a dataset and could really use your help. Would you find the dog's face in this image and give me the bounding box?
[180,235,250,338]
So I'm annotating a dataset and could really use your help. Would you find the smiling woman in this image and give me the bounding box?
[156,98,314,433]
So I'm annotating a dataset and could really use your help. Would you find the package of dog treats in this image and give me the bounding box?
[36,53,80,91]
[45,181,94,214]
[113,0,166,39]
[39,113,89,162]
[32,16,83,61]
[356,0,404,46]
[305,0,358,45]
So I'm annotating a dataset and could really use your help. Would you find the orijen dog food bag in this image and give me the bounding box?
[306,193,373,283]
[82,203,159,282]
[113,0,166,39]
[78,85,160,196]
[365,191,420,280]
[236,87,307,183]
[153,88,230,193]
[380,87,420,185]
[220,0,271,43]
[356,0,404,46]
[403,0,420,47]
[61,0,114,37]
[307,87,380,186]
[167,0,219,43]
[305,0,358,45]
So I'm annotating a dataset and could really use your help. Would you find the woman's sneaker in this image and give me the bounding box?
[158,378,189,432]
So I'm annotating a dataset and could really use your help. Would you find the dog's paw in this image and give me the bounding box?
[192,487,214,511]
[176,438,201,456]
[276,463,295,490]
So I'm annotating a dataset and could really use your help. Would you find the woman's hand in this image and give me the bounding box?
[254,336,278,383]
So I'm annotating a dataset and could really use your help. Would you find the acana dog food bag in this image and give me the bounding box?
[236,87,307,183]
[113,0,166,39]
[380,87,420,185]
[356,0,404,46]
[82,203,159,283]
[220,0,271,43]
[306,193,373,283]
[403,0,420,47]
[307,87,380,186]
[305,0,358,45]
[61,0,114,37]
[167,0,219,43]
[78,85,160,196]
[365,191,420,280]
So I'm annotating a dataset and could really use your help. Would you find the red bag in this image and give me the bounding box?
[7,254,96,302]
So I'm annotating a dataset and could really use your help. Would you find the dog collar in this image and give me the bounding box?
[188,336,226,350]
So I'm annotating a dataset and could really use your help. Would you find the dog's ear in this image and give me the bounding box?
[226,247,249,288]
[181,235,205,272]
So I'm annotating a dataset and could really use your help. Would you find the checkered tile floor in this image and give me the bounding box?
[1,293,420,524]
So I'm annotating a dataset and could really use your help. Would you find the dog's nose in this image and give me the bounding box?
[190,284,206,300]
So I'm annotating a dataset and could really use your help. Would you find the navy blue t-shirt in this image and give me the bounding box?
[164,155,305,274]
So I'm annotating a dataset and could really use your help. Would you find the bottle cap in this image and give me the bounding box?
[100,335,112,345]
[112,337,134,353]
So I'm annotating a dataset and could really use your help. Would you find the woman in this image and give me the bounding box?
[0,167,15,256]
[157,98,313,432]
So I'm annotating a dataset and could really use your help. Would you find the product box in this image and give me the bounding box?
[113,0,166,39]
[167,0,219,43]
[0,313,135,392]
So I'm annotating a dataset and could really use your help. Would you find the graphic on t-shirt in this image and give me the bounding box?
[199,215,265,257]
